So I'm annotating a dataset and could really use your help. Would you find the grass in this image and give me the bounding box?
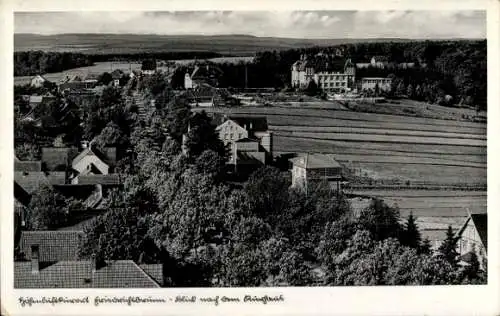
[14,61,144,85]
[345,99,484,122]
[283,131,486,147]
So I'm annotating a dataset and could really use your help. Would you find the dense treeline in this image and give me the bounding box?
[14,69,486,286]
[175,40,485,110]
[14,51,94,76]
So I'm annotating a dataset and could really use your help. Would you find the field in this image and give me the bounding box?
[345,99,485,121]
[14,33,414,55]
[347,190,486,244]
[199,104,486,242]
[172,56,255,65]
[14,62,143,85]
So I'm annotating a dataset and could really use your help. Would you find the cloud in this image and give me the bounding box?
[14,10,485,39]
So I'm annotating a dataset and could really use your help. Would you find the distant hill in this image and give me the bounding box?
[14,33,417,56]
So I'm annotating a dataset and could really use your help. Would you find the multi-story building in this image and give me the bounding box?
[290,153,343,193]
[215,115,272,173]
[291,55,356,92]
[359,77,393,92]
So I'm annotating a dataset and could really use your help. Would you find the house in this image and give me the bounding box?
[141,59,157,76]
[359,77,393,92]
[455,212,487,271]
[290,153,343,193]
[14,171,50,195]
[15,158,42,172]
[184,63,223,89]
[185,84,234,107]
[291,55,356,92]
[215,115,272,173]
[110,69,124,87]
[41,147,79,171]
[17,230,84,262]
[30,75,48,88]
[14,231,163,288]
[14,259,162,288]
[71,146,112,176]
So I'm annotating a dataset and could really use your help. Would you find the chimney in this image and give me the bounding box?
[91,253,96,273]
[31,245,39,274]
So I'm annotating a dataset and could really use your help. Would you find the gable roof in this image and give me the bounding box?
[291,153,342,169]
[18,230,84,262]
[471,213,487,251]
[75,174,121,186]
[32,75,47,82]
[139,264,164,286]
[14,171,50,194]
[14,260,161,288]
[71,147,110,168]
[41,147,79,170]
[14,160,42,172]
[229,116,268,132]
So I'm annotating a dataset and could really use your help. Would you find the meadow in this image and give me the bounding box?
[200,105,487,187]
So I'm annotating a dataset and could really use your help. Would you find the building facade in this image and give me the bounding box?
[291,55,356,92]
[290,153,343,193]
[455,213,487,271]
[359,77,393,92]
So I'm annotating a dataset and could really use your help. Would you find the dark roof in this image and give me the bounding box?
[14,181,31,206]
[290,153,342,169]
[14,260,160,288]
[19,231,84,262]
[236,151,266,165]
[229,116,268,132]
[14,160,42,172]
[111,69,124,79]
[41,147,79,171]
[14,171,50,194]
[139,264,164,286]
[235,137,259,143]
[190,64,223,80]
[471,213,487,251]
[46,171,67,185]
[76,174,121,185]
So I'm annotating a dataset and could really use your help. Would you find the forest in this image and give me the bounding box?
[171,40,486,110]
[14,51,94,76]
[14,71,487,286]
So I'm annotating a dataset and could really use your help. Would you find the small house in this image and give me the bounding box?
[290,153,343,193]
[30,75,48,88]
[455,212,487,271]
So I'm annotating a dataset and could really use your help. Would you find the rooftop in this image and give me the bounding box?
[14,160,42,172]
[18,230,84,262]
[229,116,268,132]
[291,153,342,169]
[14,171,50,194]
[14,260,161,288]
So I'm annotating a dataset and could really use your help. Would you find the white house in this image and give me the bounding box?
[290,153,343,193]
[455,213,487,271]
[30,75,48,88]
[71,146,110,176]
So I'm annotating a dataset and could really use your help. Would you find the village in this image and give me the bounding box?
[13,42,487,288]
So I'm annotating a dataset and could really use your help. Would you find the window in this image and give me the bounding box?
[238,133,242,139]
[230,133,234,140]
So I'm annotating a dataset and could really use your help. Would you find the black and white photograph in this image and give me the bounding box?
[1,2,499,315]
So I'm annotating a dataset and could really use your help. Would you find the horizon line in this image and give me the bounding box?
[13,33,486,40]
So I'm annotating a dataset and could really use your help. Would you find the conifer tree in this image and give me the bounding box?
[438,225,459,266]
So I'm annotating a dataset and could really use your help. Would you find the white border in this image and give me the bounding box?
[1,1,499,315]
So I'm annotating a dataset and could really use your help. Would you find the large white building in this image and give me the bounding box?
[359,77,393,92]
[291,55,356,93]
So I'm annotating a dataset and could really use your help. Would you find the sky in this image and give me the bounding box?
[14,11,486,39]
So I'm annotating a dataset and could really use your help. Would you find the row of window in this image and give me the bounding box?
[362,79,392,84]
[223,133,243,141]
[319,75,349,81]
[322,82,347,87]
